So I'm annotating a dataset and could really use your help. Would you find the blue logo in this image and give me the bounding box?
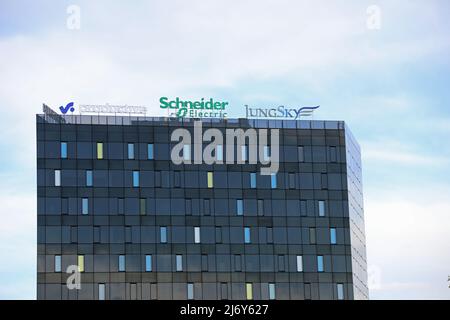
[296,105,320,118]
[59,102,75,114]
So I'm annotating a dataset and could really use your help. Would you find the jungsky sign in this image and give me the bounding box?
[245,105,320,120]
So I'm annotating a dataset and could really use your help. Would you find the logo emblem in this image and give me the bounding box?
[59,102,75,114]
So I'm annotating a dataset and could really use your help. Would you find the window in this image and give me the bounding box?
[268,283,276,300]
[176,255,183,271]
[82,198,89,215]
[234,255,242,272]
[246,283,253,300]
[133,171,139,187]
[194,227,201,243]
[318,200,326,216]
[187,283,194,300]
[278,255,285,272]
[270,174,277,189]
[201,254,208,272]
[296,255,303,272]
[263,146,270,161]
[140,198,146,215]
[160,227,167,243]
[118,255,125,272]
[207,172,213,188]
[54,255,61,272]
[257,199,264,216]
[330,228,337,244]
[203,199,210,215]
[186,199,192,216]
[236,199,243,216]
[147,144,154,160]
[298,146,304,162]
[97,142,103,159]
[61,142,67,159]
[337,283,344,300]
[94,226,100,243]
[317,255,324,272]
[183,144,191,161]
[330,146,337,163]
[145,255,152,272]
[249,172,257,188]
[217,145,223,161]
[288,173,296,189]
[98,283,105,300]
[118,198,124,215]
[309,228,316,244]
[77,255,84,272]
[86,170,93,187]
[267,227,273,244]
[54,170,61,186]
[174,171,181,187]
[128,143,135,159]
[241,145,247,161]
[244,227,251,244]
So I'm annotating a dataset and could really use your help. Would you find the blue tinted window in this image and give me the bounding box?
[318,200,326,216]
[176,255,183,271]
[271,174,277,189]
[86,170,93,186]
[54,255,61,272]
[82,198,89,215]
[145,255,152,272]
[236,199,243,216]
[119,255,125,272]
[128,143,134,159]
[148,144,154,160]
[133,171,139,187]
[250,173,256,188]
[187,283,194,300]
[61,142,67,159]
[160,227,167,243]
[244,227,251,244]
[317,255,324,272]
[330,228,337,244]
[269,283,275,300]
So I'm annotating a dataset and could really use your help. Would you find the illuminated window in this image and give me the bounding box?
[77,255,84,272]
[263,146,270,161]
[145,255,152,272]
[194,227,201,243]
[54,255,61,272]
[330,228,337,244]
[97,142,103,159]
[318,200,326,216]
[98,283,105,300]
[176,255,183,271]
[268,283,276,300]
[160,227,167,243]
[337,283,344,300]
[54,170,61,186]
[183,144,191,161]
[250,173,256,188]
[207,172,213,188]
[317,255,324,272]
[86,170,93,187]
[241,145,247,162]
[82,198,89,215]
[244,227,251,244]
[133,171,139,187]
[236,199,243,216]
[217,145,223,161]
[187,283,194,300]
[118,255,125,272]
[61,142,67,159]
[296,255,303,272]
[128,143,135,159]
[246,283,253,300]
[270,174,277,189]
[147,144,154,160]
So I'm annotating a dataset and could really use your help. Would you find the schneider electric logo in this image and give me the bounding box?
[160,97,228,118]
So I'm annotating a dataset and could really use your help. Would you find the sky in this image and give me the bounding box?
[0,0,449,299]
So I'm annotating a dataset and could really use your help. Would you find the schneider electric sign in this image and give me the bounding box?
[160,97,229,118]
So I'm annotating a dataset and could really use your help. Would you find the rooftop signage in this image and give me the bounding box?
[79,104,147,115]
[245,105,320,120]
[160,97,228,118]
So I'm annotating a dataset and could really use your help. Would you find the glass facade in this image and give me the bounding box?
[37,115,367,300]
